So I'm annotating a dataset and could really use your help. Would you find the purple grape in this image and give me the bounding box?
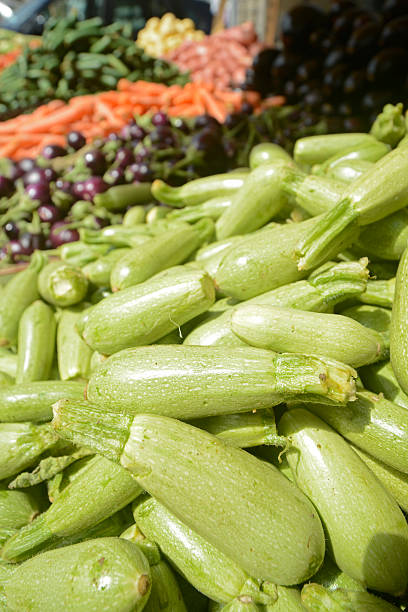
[134,146,150,163]
[0,176,14,198]
[115,148,134,168]
[128,124,146,142]
[55,179,74,194]
[84,150,106,175]
[127,163,152,182]
[104,167,125,186]
[17,158,36,174]
[67,131,86,150]
[3,221,19,239]
[49,221,80,247]
[37,204,62,224]
[42,144,67,159]
[82,176,108,201]
[25,182,51,204]
[151,111,170,127]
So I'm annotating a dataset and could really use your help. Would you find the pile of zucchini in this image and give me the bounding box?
[1,103,408,611]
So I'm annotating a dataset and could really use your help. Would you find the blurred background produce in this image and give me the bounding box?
[245,0,408,130]
[137,13,205,58]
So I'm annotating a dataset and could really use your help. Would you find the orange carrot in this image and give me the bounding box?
[197,87,227,123]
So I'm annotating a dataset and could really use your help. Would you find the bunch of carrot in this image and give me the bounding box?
[0,79,260,160]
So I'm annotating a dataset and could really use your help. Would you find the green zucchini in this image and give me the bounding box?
[53,406,326,586]
[85,345,356,419]
[279,408,408,595]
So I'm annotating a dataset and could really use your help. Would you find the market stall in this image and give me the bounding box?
[0,2,407,611]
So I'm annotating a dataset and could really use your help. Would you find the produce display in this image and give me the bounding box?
[0,103,327,262]
[166,22,264,90]
[246,0,408,131]
[0,80,260,160]
[0,101,408,610]
[0,16,187,121]
[137,13,205,58]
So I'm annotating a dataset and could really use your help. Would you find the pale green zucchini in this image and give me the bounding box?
[215,161,292,239]
[53,406,326,586]
[81,266,215,354]
[16,300,56,383]
[85,345,356,420]
[189,410,285,448]
[0,422,59,480]
[214,216,359,300]
[340,304,391,349]
[143,560,187,612]
[0,380,86,422]
[390,246,408,394]
[301,583,400,611]
[352,445,408,514]
[133,495,268,604]
[293,133,378,167]
[279,408,408,595]
[110,219,213,291]
[231,305,385,368]
[359,361,408,410]
[358,278,395,308]
[184,259,369,347]
[57,305,93,381]
[303,390,408,474]
[1,455,142,563]
[3,538,151,612]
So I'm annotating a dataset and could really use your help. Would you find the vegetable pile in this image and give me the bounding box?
[165,22,264,90]
[0,103,408,610]
[0,79,257,160]
[0,16,187,121]
[137,12,205,58]
[0,102,327,262]
[246,0,408,131]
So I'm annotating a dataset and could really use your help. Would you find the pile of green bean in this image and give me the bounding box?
[1,103,408,611]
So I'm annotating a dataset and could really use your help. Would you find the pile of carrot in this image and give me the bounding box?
[0,79,261,160]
